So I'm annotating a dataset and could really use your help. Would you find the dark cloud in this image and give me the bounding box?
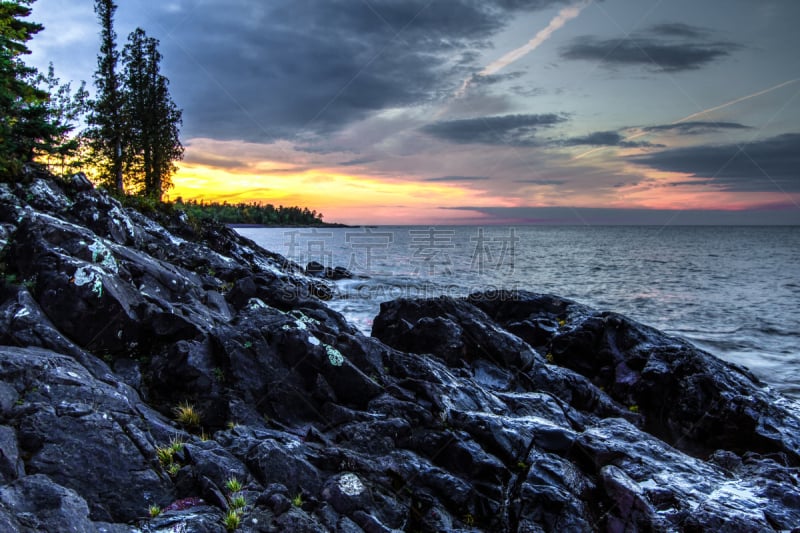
[421,113,567,146]
[642,121,752,135]
[561,131,659,147]
[148,0,570,142]
[493,0,578,9]
[560,23,740,72]
[649,23,710,39]
[629,133,800,192]
[444,206,800,225]
[423,176,491,182]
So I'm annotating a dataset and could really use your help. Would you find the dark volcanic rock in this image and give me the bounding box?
[372,296,538,369]
[0,474,96,532]
[306,261,354,281]
[0,176,799,532]
[469,289,800,462]
[0,346,173,522]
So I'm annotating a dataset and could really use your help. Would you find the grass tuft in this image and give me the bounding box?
[156,445,173,466]
[292,493,303,508]
[173,401,201,427]
[167,462,181,476]
[229,494,247,511]
[223,509,241,531]
[225,477,243,493]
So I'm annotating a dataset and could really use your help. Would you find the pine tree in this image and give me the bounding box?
[121,28,182,199]
[40,63,89,176]
[86,0,124,192]
[0,0,60,180]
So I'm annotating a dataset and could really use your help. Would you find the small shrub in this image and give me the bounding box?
[167,462,181,476]
[223,509,241,531]
[225,477,243,493]
[173,402,201,427]
[629,404,640,413]
[149,505,161,518]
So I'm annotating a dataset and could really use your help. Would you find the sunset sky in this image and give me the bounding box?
[28,0,800,224]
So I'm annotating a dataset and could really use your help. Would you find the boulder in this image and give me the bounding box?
[0,346,173,522]
[0,474,96,533]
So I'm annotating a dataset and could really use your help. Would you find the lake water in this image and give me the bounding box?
[236,226,800,399]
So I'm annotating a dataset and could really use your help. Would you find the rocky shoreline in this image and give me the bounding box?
[0,174,799,532]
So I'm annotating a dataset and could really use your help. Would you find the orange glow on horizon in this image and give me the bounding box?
[170,161,513,225]
[168,139,799,225]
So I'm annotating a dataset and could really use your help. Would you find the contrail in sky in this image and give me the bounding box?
[481,0,591,77]
[456,0,592,98]
[676,78,800,124]
[573,78,800,160]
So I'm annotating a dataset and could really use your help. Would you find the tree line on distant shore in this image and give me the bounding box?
[0,0,330,225]
[174,198,327,226]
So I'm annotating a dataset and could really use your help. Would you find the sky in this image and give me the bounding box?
[27,0,800,225]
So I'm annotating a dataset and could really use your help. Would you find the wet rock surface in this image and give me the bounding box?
[0,175,799,531]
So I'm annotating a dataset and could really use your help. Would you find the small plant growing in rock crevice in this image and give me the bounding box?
[156,436,184,463]
[173,401,201,427]
[156,436,185,476]
[225,477,243,493]
[168,436,185,454]
[223,509,241,531]
[148,505,161,518]
[222,477,247,530]
[292,493,303,507]
[229,494,247,511]
[156,446,173,466]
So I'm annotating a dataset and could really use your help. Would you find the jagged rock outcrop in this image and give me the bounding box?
[0,175,798,532]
